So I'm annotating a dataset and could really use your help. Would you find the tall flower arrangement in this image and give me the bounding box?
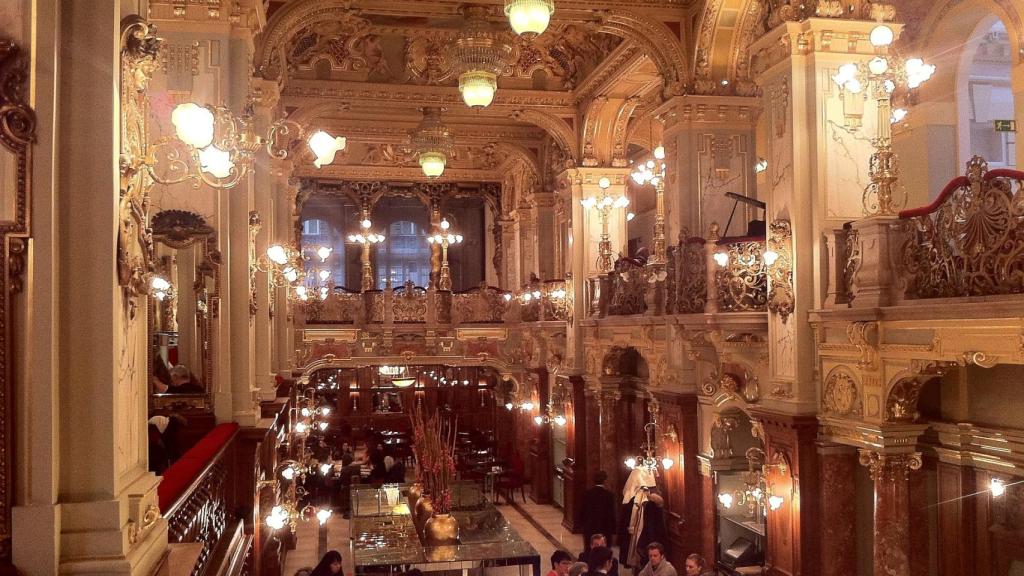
[410,405,457,514]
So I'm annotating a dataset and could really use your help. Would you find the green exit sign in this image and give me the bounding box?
[994,120,1017,132]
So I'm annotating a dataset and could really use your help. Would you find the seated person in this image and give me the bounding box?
[147,414,187,474]
[156,364,204,394]
[548,550,575,576]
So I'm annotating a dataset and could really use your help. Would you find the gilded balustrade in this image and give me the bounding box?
[607,258,648,316]
[452,284,511,323]
[899,157,1024,300]
[541,280,570,321]
[672,237,708,314]
[714,238,768,312]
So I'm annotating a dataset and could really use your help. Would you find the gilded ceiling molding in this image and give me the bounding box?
[281,79,577,112]
[590,10,688,96]
[692,0,726,94]
[495,143,543,186]
[611,97,640,166]
[572,42,644,103]
[509,108,579,161]
[0,35,34,569]
[580,96,609,166]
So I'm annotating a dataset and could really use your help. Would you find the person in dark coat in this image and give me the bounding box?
[579,470,617,549]
[633,493,669,570]
[584,546,615,576]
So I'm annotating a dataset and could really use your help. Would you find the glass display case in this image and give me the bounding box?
[350,483,540,576]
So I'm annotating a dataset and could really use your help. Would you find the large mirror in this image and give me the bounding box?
[148,210,219,410]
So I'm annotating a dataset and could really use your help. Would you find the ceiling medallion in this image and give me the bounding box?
[504,0,555,37]
[411,108,455,178]
[453,6,513,109]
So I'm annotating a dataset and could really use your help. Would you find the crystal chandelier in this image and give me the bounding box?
[411,108,454,178]
[453,7,512,108]
[624,405,676,472]
[504,0,554,37]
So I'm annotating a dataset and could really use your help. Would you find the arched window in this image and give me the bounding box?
[376,220,431,287]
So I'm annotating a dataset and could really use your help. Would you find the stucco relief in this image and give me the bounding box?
[822,367,863,416]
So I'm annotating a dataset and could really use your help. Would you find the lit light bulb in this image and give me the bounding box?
[267,244,288,265]
[755,158,769,174]
[320,463,332,475]
[316,508,333,525]
[198,145,234,179]
[503,293,513,301]
[534,415,544,425]
[661,457,674,470]
[868,56,889,75]
[295,286,309,301]
[320,406,331,416]
[504,0,554,36]
[282,267,299,283]
[553,415,567,426]
[991,478,1006,497]
[301,407,312,418]
[869,25,894,47]
[598,177,611,189]
[361,219,372,229]
[505,402,514,410]
[307,130,346,168]
[624,457,637,470]
[295,422,308,434]
[844,78,863,94]
[768,495,784,510]
[151,276,171,292]
[316,246,332,262]
[281,466,296,481]
[833,63,859,88]
[440,219,451,230]
[718,492,734,509]
[459,70,497,108]
[713,252,729,267]
[318,269,331,282]
[171,103,215,149]
[419,152,447,178]
[654,145,665,160]
[532,290,541,298]
[762,249,779,266]
[891,108,908,124]
[318,421,329,431]
[580,197,597,209]
[521,401,535,411]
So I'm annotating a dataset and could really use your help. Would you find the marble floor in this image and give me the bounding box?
[281,495,616,576]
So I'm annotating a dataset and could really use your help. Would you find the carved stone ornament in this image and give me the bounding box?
[766,219,794,322]
[858,450,922,482]
[118,16,162,311]
[151,210,214,247]
[822,368,862,417]
[884,377,926,422]
[0,35,34,568]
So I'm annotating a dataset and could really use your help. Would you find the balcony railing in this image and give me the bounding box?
[300,282,514,325]
[159,423,240,576]
[713,236,768,312]
[830,157,1024,308]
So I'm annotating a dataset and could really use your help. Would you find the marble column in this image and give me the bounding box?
[12,3,166,573]
[818,443,858,576]
[531,192,558,280]
[698,459,717,566]
[561,374,589,531]
[251,78,280,400]
[859,450,929,576]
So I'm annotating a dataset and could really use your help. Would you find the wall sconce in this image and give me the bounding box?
[766,219,794,322]
[713,251,729,267]
[991,478,1006,497]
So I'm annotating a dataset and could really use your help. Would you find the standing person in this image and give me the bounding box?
[579,535,619,576]
[620,467,657,568]
[309,550,343,576]
[683,554,712,576]
[584,547,615,576]
[547,550,575,576]
[579,471,617,549]
[638,543,677,576]
[630,491,669,569]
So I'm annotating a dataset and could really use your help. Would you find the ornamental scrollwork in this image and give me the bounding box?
[672,234,707,314]
[118,16,162,311]
[822,368,862,417]
[766,219,794,321]
[392,281,428,323]
[716,240,768,312]
[901,156,1024,300]
[858,450,922,482]
[0,34,34,569]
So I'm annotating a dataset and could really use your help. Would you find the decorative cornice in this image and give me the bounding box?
[294,164,501,183]
[654,95,761,132]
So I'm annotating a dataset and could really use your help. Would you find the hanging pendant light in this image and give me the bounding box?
[504,0,554,37]
[411,108,454,178]
[453,7,511,109]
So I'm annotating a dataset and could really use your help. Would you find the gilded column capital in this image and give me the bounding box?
[857,449,922,482]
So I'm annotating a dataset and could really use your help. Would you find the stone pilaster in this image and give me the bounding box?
[252,78,281,399]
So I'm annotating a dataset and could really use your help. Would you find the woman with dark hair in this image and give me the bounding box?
[309,550,343,576]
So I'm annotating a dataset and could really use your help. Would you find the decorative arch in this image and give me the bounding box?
[510,109,579,162]
[918,0,1024,64]
[883,362,952,422]
[591,10,688,95]
[255,0,370,80]
[693,0,764,96]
